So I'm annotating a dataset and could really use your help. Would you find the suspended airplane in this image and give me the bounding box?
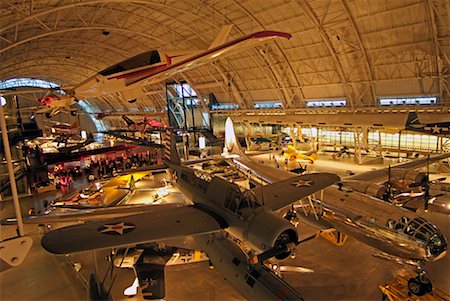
[0,88,79,118]
[46,120,78,131]
[44,121,78,136]
[221,117,448,297]
[40,128,338,300]
[1,26,291,118]
[122,115,166,132]
[102,130,163,147]
[405,112,450,136]
[35,93,78,118]
[55,133,95,154]
[95,112,112,120]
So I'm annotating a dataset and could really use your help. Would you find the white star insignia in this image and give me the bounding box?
[291,179,313,187]
[432,125,441,133]
[98,222,135,235]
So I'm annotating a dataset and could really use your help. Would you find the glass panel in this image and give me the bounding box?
[394,223,406,232]
[99,51,159,76]
[387,219,396,229]
[404,220,421,236]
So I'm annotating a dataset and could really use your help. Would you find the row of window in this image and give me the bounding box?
[304,128,447,152]
[210,96,438,110]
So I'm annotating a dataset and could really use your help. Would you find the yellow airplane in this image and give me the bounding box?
[282,145,318,163]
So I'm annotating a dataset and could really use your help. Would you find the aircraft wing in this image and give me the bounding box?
[103,171,151,188]
[395,194,450,215]
[348,153,450,183]
[252,173,340,211]
[41,205,225,254]
[1,204,179,225]
[126,31,291,88]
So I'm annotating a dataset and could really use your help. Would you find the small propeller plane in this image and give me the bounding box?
[40,128,338,300]
[122,115,166,132]
[0,89,79,118]
[221,117,448,297]
[35,93,78,118]
[405,112,450,137]
[281,145,318,163]
[1,26,291,118]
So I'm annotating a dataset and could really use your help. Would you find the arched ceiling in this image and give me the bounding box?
[1,0,449,113]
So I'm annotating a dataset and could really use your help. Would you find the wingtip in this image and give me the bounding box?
[41,232,64,255]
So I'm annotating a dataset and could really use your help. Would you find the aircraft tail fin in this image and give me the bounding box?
[223,117,246,157]
[163,128,181,165]
[406,112,420,127]
[122,115,135,126]
[208,25,233,50]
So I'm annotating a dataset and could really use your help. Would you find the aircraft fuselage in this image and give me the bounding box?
[295,184,447,262]
[170,164,298,258]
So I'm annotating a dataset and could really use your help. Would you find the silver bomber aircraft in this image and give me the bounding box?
[41,129,340,300]
[222,117,448,297]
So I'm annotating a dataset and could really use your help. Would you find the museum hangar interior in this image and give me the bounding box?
[0,1,449,301]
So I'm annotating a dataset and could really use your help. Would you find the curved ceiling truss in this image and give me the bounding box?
[1,0,449,116]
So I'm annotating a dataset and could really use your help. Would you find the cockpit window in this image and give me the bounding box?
[398,217,441,243]
[99,50,161,76]
[238,198,250,210]
[225,187,260,214]
[395,222,406,232]
[387,219,396,229]
[404,219,421,235]
[400,216,409,224]
[225,187,242,213]
[149,50,161,64]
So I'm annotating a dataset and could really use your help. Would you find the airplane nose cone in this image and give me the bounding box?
[426,233,448,261]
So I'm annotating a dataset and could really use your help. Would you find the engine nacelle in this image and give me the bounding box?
[391,169,426,187]
[243,210,298,260]
[344,180,388,199]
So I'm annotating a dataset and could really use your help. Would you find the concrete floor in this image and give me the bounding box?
[1,155,449,300]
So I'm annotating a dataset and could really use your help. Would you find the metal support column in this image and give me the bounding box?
[0,100,24,236]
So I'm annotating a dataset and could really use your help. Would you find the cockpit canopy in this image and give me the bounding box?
[387,216,437,241]
[99,50,162,76]
[224,185,261,214]
[387,216,447,259]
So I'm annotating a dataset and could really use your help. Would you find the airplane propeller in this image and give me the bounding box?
[251,232,317,265]
[407,155,447,211]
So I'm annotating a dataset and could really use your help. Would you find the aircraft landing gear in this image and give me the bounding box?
[407,272,432,296]
[283,206,299,227]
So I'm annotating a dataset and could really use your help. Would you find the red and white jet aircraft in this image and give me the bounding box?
[1,26,291,117]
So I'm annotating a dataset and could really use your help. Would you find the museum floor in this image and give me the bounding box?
[1,154,449,301]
